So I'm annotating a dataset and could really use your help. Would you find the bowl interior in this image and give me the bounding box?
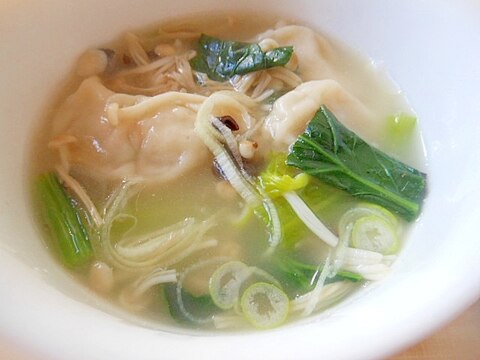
[1,1,479,359]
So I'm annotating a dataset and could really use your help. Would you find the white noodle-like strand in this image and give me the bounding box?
[195,95,260,207]
[250,72,272,99]
[131,268,177,298]
[125,32,150,66]
[301,252,333,317]
[342,263,391,281]
[291,281,357,313]
[117,55,176,76]
[97,180,217,271]
[118,91,205,122]
[116,218,196,258]
[211,117,244,168]
[269,67,302,87]
[283,191,338,247]
[104,215,216,270]
[252,88,275,102]
[176,257,229,324]
[343,247,384,266]
[195,93,281,249]
[55,165,103,227]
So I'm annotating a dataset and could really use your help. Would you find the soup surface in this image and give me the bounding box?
[32,14,427,330]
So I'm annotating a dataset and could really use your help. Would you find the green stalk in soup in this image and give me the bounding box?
[32,14,426,330]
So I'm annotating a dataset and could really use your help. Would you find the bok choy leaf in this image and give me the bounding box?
[262,252,362,299]
[258,153,339,247]
[190,34,294,81]
[287,106,427,221]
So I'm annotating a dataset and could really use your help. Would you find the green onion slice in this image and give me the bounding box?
[240,282,289,329]
[209,261,251,310]
[351,215,399,255]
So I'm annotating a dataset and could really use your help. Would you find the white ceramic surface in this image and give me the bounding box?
[1,1,479,359]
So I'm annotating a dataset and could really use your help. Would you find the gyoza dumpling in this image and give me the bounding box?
[263,80,376,150]
[257,25,338,81]
[50,77,210,183]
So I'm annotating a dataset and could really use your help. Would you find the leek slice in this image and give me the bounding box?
[209,261,251,310]
[339,203,400,255]
[339,203,398,232]
[351,215,399,255]
[209,261,282,310]
[240,282,289,329]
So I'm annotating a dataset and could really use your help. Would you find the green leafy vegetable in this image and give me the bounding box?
[257,154,353,249]
[258,153,309,199]
[287,106,427,221]
[262,253,362,299]
[36,172,93,267]
[256,154,309,248]
[190,34,293,81]
[259,154,344,248]
[163,284,221,326]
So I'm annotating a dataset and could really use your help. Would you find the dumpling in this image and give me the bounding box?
[257,25,338,82]
[258,25,407,141]
[50,77,211,183]
[263,79,376,151]
[132,105,209,181]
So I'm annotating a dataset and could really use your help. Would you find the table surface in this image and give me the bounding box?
[1,301,479,359]
[390,300,480,360]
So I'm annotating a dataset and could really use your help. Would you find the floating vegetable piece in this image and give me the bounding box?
[36,172,93,267]
[339,203,399,231]
[351,215,399,255]
[264,253,362,299]
[259,153,338,247]
[287,106,427,221]
[209,261,282,310]
[339,203,400,255]
[164,283,220,326]
[190,34,294,81]
[386,112,417,143]
[259,153,310,199]
[240,282,289,329]
[209,261,251,310]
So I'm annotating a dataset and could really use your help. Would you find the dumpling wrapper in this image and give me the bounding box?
[258,25,408,151]
[263,80,376,151]
[257,25,338,82]
[51,77,211,183]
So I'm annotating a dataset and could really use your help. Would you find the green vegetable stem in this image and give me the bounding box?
[36,172,93,267]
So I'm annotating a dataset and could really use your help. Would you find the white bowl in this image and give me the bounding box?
[1,1,479,359]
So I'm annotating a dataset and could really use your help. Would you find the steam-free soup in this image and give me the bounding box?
[33,14,427,330]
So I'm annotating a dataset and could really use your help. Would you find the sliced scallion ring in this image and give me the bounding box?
[240,282,289,329]
[351,215,399,255]
[209,261,251,310]
[339,203,398,236]
[209,260,283,310]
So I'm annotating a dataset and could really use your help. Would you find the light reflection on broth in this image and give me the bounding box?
[32,13,427,330]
